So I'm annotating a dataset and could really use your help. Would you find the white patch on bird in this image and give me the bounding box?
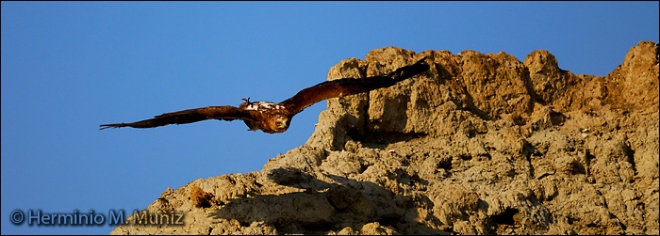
[246,101,282,111]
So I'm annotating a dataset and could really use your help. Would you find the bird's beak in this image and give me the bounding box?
[277,123,287,129]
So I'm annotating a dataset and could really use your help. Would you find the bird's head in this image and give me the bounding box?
[267,114,291,133]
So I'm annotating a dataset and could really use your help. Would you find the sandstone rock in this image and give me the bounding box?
[111,41,659,235]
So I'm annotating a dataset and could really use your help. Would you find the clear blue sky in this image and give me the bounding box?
[2,2,657,234]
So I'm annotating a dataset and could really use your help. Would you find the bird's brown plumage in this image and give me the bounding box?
[99,106,254,129]
[100,57,430,133]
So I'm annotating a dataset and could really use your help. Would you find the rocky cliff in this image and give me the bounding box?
[111,41,659,235]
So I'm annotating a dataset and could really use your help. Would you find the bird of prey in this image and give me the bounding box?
[100,57,430,133]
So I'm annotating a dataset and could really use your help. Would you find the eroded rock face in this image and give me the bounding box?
[111,41,659,235]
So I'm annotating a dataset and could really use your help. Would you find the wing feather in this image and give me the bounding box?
[100,106,254,130]
[280,57,429,115]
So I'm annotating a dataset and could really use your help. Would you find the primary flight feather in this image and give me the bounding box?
[100,57,430,133]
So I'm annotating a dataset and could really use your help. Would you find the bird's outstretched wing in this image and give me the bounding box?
[99,106,254,130]
[279,57,430,115]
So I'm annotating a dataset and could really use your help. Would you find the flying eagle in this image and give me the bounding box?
[100,57,429,133]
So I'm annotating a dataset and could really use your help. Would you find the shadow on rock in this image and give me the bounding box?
[210,167,449,234]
